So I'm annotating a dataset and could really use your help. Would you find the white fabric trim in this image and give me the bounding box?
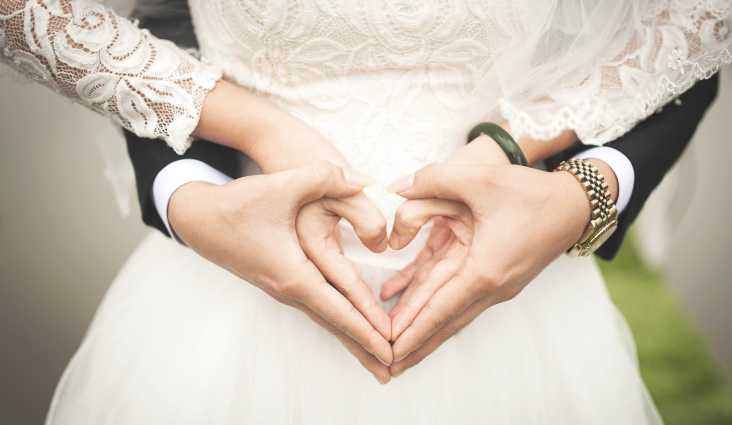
[574,147,634,214]
[153,159,234,245]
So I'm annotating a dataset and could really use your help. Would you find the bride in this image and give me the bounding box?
[2,0,730,423]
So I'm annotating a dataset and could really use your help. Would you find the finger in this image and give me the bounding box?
[391,261,485,362]
[387,163,484,203]
[292,261,394,365]
[305,241,392,341]
[388,257,438,319]
[280,161,375,207]
[334,328,392,385]
[292,299,391,384]
[379,247,432,301]
[390,199,470,250]
[390,257,463,341]
[390,296,493,379]
[381,221,453,301]
[262,288,391,384]
[322,194,388,253]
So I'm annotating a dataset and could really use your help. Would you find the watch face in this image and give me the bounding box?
[588,223,618,252]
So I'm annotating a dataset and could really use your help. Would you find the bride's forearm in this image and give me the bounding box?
[446,122,617,202]
[194,80,350,173]
[503,122,579,165]
[447,122,578,167]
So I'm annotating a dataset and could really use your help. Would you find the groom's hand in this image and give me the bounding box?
[384,163,593,377]
[168,162,393,383]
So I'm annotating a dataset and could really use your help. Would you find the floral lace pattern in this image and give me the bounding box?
[189,0,530,221]
[0,0,222,153]
[500,0,732,146]
[188,0,730,219]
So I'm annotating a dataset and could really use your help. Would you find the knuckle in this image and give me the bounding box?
[329,327,346,339]
[278,281,302,300]
[367,326,384,346]
[337,273,361,298]
[477,268,504,293]
[448,323,469,340]
[422,163,447,187]
[421,162,441,179]
[333,303,358,332]
[269,174,292,195]
[436,329,454,345]
[312,161,338,186]
[395,203,420,228]
[424,298,451,330]
[360,215,387,241]
[503,285,523,302]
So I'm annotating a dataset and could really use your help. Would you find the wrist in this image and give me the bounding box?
[446,134,511,166]
[581,158,619,203]
[197,81,352,173]
[251,124,351,174]
[551,171,593,250]
[168,181,221,242]
[552,159,619,256]
[499,121,578,165]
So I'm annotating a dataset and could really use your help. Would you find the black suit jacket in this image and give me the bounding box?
[125,3,720,261]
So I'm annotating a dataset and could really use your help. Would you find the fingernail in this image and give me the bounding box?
[391,369,404,379]
[386,173,415,193]
[389,232,401,249]
[343,169,376,187]
[394,353,408,363]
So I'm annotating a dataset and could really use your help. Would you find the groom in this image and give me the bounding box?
[124,2,719,378]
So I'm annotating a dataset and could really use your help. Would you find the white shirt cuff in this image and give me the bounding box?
[574,146,634,214]
[152,159,234,245]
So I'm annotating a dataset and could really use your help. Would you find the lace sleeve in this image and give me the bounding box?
[0,0,222,154]
[496,1,732,146]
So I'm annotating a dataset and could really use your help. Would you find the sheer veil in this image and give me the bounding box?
[470,0,732,146]
[4,0,731,216]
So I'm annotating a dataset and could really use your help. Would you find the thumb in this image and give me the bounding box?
[280,161,376,208]
[321,193,389,253]
[386,163,482,203]
[390,199,471,250]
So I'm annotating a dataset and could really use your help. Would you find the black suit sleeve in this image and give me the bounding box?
[546,74,720,260]
[125,1,240,236]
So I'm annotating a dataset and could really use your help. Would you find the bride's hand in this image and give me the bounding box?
[168,162,394,383]
[383,163,593,378]
[296,190,392,337]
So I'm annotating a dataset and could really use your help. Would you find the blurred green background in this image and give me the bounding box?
[603,236,732,424]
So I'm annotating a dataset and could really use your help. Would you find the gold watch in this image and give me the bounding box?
[554,159,619,258]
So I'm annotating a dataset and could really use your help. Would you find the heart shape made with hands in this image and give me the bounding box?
[295,171,477,380]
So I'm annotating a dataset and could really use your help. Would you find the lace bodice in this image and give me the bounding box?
[189,0,532,220]
[188,0,731,221]
[2,0,730,222]
[0,0,221,154]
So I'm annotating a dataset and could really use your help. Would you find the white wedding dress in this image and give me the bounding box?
[3,0,731,423]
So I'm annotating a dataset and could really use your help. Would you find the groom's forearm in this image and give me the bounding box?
[546,74,719,260]
[125,131,240,238]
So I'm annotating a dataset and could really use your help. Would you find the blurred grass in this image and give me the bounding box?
[599,236,732,424]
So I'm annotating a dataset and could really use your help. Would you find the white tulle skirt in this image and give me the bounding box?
[46,230,662,424]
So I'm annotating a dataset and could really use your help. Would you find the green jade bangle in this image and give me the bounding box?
[467,122,528,167]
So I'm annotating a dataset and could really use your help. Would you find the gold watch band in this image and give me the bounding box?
[555,159,619,257]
